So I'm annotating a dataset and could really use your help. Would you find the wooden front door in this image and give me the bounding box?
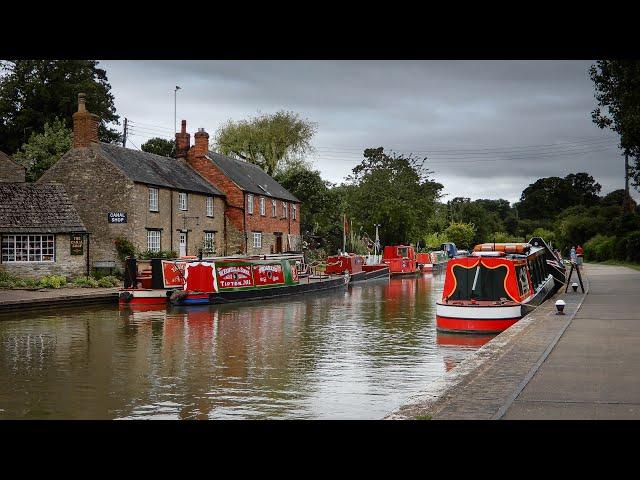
[275,233,283,254]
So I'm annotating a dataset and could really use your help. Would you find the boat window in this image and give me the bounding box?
[398,247,409,258]
[449,263,509,301]
[515,265,530,297]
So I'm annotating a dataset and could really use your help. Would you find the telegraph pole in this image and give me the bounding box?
[122,118,128,148]
[174,85,181,135]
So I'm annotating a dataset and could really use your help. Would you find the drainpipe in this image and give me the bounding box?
[243,192,248,254]
[86,233,90,277]
[170,190,174,252]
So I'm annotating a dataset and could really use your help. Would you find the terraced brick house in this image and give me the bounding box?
[176,121,301,255]
[39,94,226,270]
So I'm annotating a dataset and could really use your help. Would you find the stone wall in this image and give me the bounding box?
[38,145,135,268]
[0,234,87,279]
[0,152,26,183]
[130,183,225,256]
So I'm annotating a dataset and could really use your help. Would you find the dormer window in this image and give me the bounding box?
[283,201,288,219]
[178,192,188,211]
[260,196,266,216]
[272,199,277,217]
[292,204,297,221]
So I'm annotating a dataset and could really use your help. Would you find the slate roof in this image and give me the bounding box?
[207,151,299,203]
[0,183,87,233]
[98,143,223,197]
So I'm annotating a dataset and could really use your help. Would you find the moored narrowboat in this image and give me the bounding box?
[417,250,449,273]
[435,237,566,334]
[169,257,349,306]
[382,245,420,276]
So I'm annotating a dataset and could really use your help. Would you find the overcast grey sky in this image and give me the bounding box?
[100,60,636,204]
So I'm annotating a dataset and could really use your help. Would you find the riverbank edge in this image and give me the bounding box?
[385,275,589,420]
[0,288,119,315]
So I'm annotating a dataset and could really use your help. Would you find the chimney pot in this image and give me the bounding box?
[175,119,190,159]
[181,120,187,134]
[78,93,86,112]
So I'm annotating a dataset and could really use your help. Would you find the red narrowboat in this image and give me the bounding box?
[435,237,566,334]
[382,245,420,276]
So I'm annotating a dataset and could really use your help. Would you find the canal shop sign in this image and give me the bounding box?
[217,265,254,289]
[107,212,127,223]
[70,233,84,255]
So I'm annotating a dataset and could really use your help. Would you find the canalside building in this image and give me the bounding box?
[39,94,226,271]
[176,122,301,255]
[0,183,88,278]
[0,151,26,183]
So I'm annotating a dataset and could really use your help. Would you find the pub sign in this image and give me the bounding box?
[70,234,84,256]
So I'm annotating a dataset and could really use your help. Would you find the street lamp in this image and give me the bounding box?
[174,85,181,135]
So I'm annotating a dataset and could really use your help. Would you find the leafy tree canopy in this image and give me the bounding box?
[345,147,443,246]
[0,60,120,154]
[214,110,317,175]
[444,222,476,249]
[12,118,72,181]
[141,137,175,157]
[590,60,640,189]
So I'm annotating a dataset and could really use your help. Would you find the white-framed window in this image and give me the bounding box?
[178,192,188,211]
[247,194,254,214]
[292,204,297,221]
[206,197,214,217]
[147,230,161,252]
[1,234,55,262]
[149,187,159,212]
[203,231,215,253]
[272,199,277,217]
[252,232,262,249]
[260,196,266,216]
[283,201,288,218]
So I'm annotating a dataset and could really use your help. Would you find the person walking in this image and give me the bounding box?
[570,246,577,264]
[576,245,584,266]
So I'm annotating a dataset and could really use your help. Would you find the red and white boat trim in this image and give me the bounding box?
[119,289,170,305]
[435,302,521,333]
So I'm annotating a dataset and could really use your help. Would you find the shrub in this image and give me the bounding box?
[137,250,178,260]
[490,232,525,243]
[72,276,99,288]
[584,234,617,262]
[114,236,136,261]
[423,232,448,250]
[38,275,67,289]
[626,231,640,263]
[98,276,120,288]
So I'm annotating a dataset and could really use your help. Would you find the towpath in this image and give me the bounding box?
[0,287,119,314]
[387,263,640,420]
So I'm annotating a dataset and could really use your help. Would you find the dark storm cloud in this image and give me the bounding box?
[100,60,633,203]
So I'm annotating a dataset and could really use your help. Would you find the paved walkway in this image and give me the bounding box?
[0,287,119,313]
[387,263,640,420]
[504,263,640,419]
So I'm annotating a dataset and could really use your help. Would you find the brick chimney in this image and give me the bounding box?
[72,93,100,148]
[175,120,191,159]
[193,128,209,157]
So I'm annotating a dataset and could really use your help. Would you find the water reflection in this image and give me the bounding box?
[0,272,494,419]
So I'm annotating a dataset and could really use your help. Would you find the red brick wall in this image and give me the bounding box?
[186,148,301,252]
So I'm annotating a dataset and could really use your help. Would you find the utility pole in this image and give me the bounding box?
[122,118,128,148]
[174,85,181,135]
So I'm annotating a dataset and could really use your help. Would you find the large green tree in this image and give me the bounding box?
[12,118,72,181]
[0,60,120,154]
[345,147,443,246]
[214,110,317,175]
[590,60,640,190]
[141,137,175,157]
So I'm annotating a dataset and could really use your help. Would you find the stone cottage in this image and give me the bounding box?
[0,183,88,278]
[176,121,302,255]
[0,151,26,183]
[39,94,226,270]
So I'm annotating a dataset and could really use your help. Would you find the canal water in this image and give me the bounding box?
[0,273,494,419]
